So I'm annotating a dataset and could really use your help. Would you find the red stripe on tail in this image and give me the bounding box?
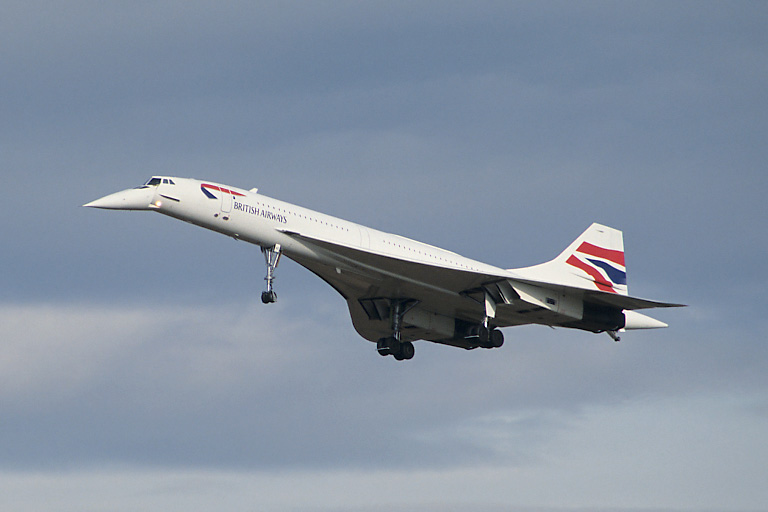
[566,255,616,293]
[576,242,625,266]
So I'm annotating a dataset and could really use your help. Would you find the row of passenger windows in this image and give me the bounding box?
[254,199,478,270]
[381,239,479,271]
[252,201,350,232]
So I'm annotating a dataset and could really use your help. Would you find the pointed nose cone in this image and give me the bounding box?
[83,187,156,210]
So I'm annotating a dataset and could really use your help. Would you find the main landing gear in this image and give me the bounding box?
[474,288,504,348]
[377,299,417,361]
[260,244,281,304]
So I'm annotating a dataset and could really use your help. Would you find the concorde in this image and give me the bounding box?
[84,177,683,360]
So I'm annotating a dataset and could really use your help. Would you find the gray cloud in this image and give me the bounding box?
[1,300,764,473]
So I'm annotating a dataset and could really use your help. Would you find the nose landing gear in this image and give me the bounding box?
[261,244,281,304]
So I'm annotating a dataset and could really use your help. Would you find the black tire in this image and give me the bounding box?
[376,338,392,356]
[490,329,504,348]
[477,325,490,344]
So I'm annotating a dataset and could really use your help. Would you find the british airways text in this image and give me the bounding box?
[234,201,287,224]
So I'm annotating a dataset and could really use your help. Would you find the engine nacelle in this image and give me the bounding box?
[402,307,456,339]
[563,302,625,333]
[401,309,503,349]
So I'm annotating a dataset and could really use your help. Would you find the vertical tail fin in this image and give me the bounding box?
[511,223,629,295]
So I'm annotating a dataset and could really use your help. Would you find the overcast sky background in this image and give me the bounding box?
[2,1,767,511]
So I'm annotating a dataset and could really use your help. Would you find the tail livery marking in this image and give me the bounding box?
[566,242,626,293]
[201,183,246,199]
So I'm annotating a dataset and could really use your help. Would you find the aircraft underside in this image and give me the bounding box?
[269,243,629,361]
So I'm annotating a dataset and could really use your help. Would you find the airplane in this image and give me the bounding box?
[84,176,684,360]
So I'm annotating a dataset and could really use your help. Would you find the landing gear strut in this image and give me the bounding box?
[478,289,504,348]
[260,244,281,304]
[377,299,418,361]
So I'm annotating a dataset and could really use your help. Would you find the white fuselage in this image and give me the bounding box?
[145,177,510,281]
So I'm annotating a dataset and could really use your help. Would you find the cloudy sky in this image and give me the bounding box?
[2,1,767,510]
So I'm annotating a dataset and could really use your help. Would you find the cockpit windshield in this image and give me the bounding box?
[137,177,175,188]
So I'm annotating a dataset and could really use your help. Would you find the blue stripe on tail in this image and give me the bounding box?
[587,258,627,285]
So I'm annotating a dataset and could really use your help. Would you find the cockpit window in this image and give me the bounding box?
[146,178,162,186]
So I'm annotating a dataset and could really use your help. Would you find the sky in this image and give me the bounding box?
[2,1,767,511]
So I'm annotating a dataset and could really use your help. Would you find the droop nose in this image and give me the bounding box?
[83,187,157,210]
